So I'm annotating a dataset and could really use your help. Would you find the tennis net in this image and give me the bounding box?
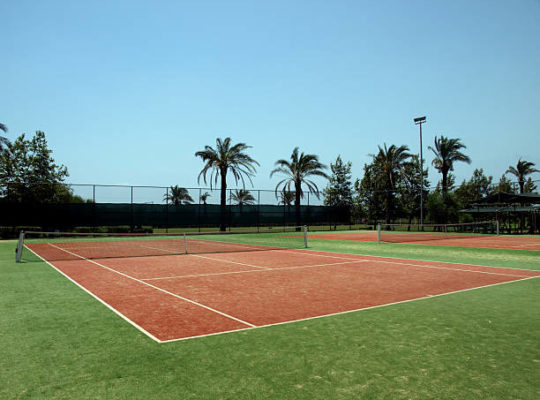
[377,221,499,244]
[16,226,308,262]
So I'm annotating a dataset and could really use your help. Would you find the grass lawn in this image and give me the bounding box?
[1,238,539,399]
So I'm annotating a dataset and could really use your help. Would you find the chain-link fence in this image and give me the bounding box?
[0,183,349,236]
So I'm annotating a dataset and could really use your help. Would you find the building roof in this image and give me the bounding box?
[460,205,539,214]
[476,192,540,205]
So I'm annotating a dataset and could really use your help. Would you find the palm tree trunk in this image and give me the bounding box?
[442,168,448,194]
[220,169,227,231]
[519,177,524,233]
[295,180,301,229]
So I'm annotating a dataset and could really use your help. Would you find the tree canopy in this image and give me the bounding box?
[270,147,328,226]
[0,131,74,203]
[455,168,494,207]
[373,144,411,224]
[0,123,9,154]
[163,186,194,205]
[429,136,471,194]
[231,189,255,206]
[323,156,353,208]
[506,159,539,194]
[195,137,259,230]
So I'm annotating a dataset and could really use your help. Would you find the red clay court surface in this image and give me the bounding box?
[26,243,540,343]
[304,232,540,251]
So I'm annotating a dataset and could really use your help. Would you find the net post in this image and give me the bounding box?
[303,225,308,248]
[15,230,25,263]
[377,223,381,243]
[183,232,188,254]
[496,220,500,236]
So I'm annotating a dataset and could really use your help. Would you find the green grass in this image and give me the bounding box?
[1,239,539,399]
[185,230,540,271]
[306,237,540,271]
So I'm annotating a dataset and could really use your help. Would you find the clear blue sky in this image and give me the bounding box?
[3,0,539,200]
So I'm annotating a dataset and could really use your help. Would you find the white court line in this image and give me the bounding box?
[46,243,256,329]
[189,253,272,270]
[283,248,540,274]
[26,243,540,344]
[24,245,164,343]
[139,246,536,280]
[159,275,540,343]
[142,259,366,281]
[189,248,534,278]
[364,259,535,278]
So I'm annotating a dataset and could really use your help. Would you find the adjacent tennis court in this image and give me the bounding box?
[21,233,540,342]
[304,231,540,250]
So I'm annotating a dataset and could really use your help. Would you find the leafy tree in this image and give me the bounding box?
[323,156,353,208]
[0,123,9,154]
[353,162,385,226]
[270,147,328,227]
[434,173,456,194]
[523,177,537,194]
[428,136,471,194]
[163,185,194,205]
[0,131,70,203]
[505,159,539,194]
[195,137,259,231]
[231,189,255,206]
[496,175,516,193]
[372,144,411,224]
[399,155,429,225]
[425,191,460,224]
[455,168,494,207]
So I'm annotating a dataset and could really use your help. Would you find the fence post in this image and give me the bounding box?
[228,189,232,231]
[15,230,24,263]
[257,190,260,232]
[198,188,201,233]
[165,187,169,234]
[377,223,381,244]
[130,186,134,232]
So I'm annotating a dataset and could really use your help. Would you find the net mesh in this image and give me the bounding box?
[16,226,308,262]
[378,221,498,243]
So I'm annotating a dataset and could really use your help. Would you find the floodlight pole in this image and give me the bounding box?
[414,116,427,226]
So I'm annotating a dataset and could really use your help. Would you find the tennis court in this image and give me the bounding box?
[22,233,540,342]
[305,231,540,250]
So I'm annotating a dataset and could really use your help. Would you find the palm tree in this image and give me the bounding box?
[277,190,295,206]
[505,159,539,194]
[231,189,255,206]
[428,136,471,194]
[200,191,211,205]
[270,147,328,227]
[163,185,194,205]
[195,137,259,231]
[372,144,411,224]
[0,123,9,153]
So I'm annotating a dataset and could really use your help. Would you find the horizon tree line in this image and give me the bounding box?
[0,127,538,228]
